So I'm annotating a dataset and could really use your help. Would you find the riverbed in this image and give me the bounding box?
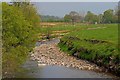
[16,38,118,78]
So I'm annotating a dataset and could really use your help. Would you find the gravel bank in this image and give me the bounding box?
[30,39,104,72]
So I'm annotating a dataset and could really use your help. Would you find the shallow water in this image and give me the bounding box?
[16,60,114,78]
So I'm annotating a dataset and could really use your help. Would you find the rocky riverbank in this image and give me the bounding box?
[30,39,105,72]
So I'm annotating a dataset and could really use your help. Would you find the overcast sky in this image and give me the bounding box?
[33,2,118,17]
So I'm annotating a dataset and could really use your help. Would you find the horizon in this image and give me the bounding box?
[33,2,118,17]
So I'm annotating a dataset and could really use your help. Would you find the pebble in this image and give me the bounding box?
[30,41,102,72]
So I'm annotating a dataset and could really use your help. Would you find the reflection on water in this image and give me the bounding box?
[15,59,114,78]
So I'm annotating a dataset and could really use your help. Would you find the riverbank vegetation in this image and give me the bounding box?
[58,24,120,76]
[2,2,40,77]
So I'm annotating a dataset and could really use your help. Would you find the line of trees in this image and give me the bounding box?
[40,8,119,24]
[2,2,40,78]
[64,9,119,24]
[41,15,64,22]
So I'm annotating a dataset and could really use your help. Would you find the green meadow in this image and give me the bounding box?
[57,24,119,75]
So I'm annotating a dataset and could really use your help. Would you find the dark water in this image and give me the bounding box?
[15,38,117,78]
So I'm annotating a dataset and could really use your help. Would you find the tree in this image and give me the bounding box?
[98,14,103,24]
[18,2,40,27]
[69,11,81,25]
[84,11,99,24]
[102,9,114,23]
[41,15,63,22]
[64,14,71,22]
[114,6,119,23]
[2,2,40,77]
[114,5,119,16]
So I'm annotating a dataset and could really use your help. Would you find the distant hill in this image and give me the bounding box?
[40,15,64,22]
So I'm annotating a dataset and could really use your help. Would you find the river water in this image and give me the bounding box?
[15,38,117,78]
[16,59,114,78]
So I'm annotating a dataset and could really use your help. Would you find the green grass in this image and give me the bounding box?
[66,24,118,44]
[39,23,104,34]
[58,24,120,76]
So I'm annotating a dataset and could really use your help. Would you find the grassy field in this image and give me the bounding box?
[39,23,115,39]
[39,23,105,33]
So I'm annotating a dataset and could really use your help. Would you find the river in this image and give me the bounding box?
[15,38,118,78]
[16,59,116,78]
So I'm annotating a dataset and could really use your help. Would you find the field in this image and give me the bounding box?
[39,23,119,75]
[56,24,119,75]
[39,23,106,39]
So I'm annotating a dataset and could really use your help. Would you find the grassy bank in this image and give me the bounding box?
[58,24,120,76]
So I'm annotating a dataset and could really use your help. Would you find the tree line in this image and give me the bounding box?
[64,9,118,24]
[41,8,119,24]
[41,15,64,22]
[2,2,40,77]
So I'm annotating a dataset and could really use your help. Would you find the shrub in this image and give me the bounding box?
[2,2,40,77]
